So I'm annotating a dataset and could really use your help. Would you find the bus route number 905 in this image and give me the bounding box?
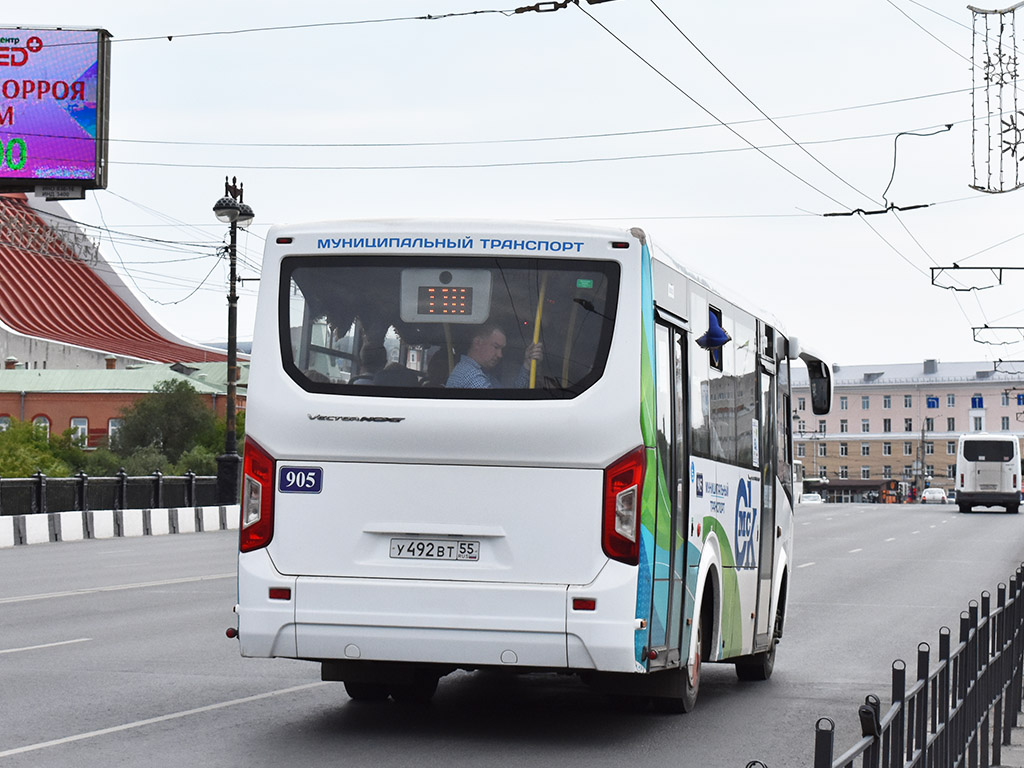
[278,466,323,494]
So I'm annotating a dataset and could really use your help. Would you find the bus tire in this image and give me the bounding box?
[344,680,390,702]
[656,593,709,713]
[390,671,439,705]
[958,504,971,514]
[1008,504,1019,514]
[735,639,776,681]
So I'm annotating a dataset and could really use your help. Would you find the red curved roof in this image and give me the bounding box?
[0,195,226,363]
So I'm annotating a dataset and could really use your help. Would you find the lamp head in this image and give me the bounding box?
[213,196,241,224]
[235,202,255,229]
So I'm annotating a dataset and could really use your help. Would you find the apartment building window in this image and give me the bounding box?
[861,419,870,433]
[797,419,806,432]
[840,442,849,456]
[108,418,124,440]
[861,443,870,456]
[904,442,914,456]
[947,417,955,431]
[883,465,892,479]
[946,465,956,478]
[840,466,849,479]
[925,442,934,455]
[883,442,892,455]
[796,443,806,458]
[883,395,892,409]
[947,394,955,407]
[840,419,848,433]
[905,395,913,408]
[33,416,49,438]
[903,466,912,479]
[926,464,935,477]
[0,416,9,431]
[883,418,892,433]
[818,420,826,433]
[1002,392,1011,407]
[1002,416,1011,431]
[840,396,848,410]
[904,418,914,432]
[798,397,806,411]
[947,441,956,455]
[974,417,983,431]
[925,417,934,431]
[862,396,870,409]
[861,466,871,480]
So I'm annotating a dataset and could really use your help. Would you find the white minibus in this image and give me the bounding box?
[955,433,1021,513]
[233,220,832,712]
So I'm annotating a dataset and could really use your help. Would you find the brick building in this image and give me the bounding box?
[0,363,247,448]
[791,359,1024,502]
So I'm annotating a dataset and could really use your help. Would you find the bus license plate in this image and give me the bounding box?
[390,538,480,561]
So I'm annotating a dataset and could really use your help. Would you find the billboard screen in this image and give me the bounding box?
[0,27,111,192]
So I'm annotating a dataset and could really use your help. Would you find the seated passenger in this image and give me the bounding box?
[373,361,421,386]
[351,344,387,385]
[445,324,543,389]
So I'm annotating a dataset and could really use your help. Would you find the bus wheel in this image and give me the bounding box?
[1008,504,1019,514]
[735,639,776,681]
[657,612,703,713]
[958,504,970,514]
[390,672,439,705]
[343,680,390,702]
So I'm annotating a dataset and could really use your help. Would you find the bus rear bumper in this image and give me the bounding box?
[237,550,641,674]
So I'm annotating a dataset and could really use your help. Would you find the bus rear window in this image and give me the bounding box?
[963,440,1016,462]
[279,255,619,399]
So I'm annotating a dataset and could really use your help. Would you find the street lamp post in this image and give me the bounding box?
[213,176,254,504]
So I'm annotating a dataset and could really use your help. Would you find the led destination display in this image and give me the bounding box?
[0,27,111,190]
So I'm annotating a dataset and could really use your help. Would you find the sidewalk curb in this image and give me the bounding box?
[0,505,239,547]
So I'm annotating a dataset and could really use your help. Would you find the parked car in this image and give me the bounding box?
[921,488,948,504]
[799,492,823,505]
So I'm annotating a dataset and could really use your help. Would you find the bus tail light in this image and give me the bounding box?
[602,447,646,566]
[240,437,276,553]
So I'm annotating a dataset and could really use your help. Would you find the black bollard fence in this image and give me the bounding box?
[813,563,1024,768]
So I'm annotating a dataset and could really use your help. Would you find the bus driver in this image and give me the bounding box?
[445,324,543,389]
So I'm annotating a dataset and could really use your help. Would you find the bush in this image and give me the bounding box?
[173,445,218,476]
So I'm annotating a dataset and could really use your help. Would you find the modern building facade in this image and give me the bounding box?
[791,359,1024,502]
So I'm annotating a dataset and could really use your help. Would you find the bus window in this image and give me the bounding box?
[963,439,1016,462]
[280,255,619,399]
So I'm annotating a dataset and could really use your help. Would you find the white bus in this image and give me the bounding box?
[955,434,1021,514]
[233,220,832,712]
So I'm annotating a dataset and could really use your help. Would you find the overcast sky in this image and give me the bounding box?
[4,0,1023,368]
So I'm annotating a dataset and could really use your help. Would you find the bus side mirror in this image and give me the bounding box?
[799,350,832,415]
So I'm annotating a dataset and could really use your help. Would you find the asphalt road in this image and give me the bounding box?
[2,502,1023,768]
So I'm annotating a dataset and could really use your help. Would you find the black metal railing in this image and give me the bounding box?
[0,470,219,516]
[814,565,1024,768]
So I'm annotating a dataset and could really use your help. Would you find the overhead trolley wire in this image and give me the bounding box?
[647,0,881,209]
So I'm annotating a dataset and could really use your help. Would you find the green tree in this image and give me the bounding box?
[111,379,217,465]
[0,420,70,477]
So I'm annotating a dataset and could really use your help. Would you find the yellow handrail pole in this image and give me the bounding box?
[529,274,548,389]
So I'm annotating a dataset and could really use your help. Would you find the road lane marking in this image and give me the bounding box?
[0,573,234,605]
[884,537,896,542]
[0,682,329,758]
[797,562,815,568]
[0,638,91,655]
[849,548,863,554]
